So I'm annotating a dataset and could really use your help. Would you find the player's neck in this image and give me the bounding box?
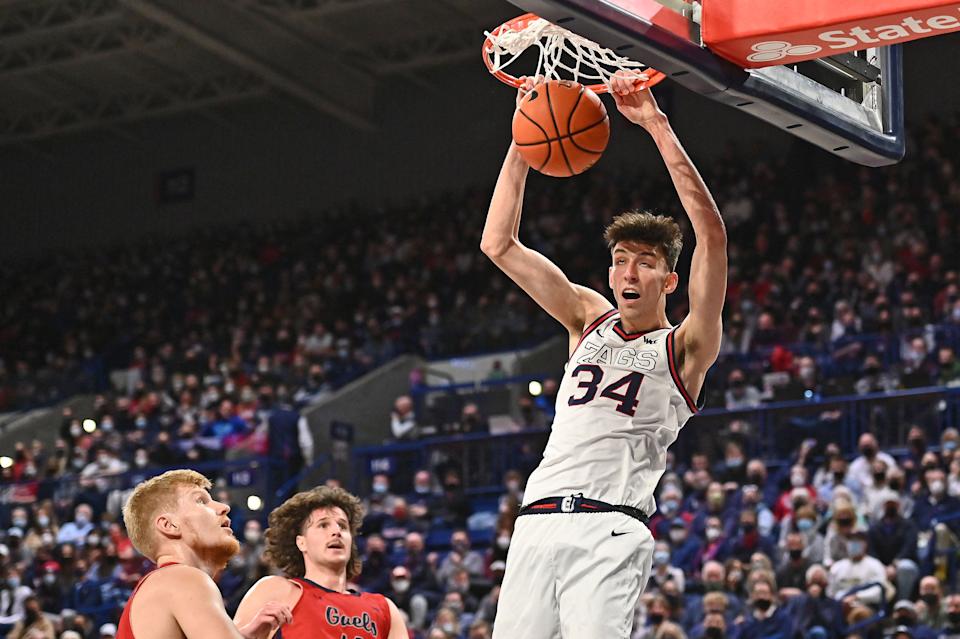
[618,306,669,334]
[304,563,349,593]
[154,548,223,579]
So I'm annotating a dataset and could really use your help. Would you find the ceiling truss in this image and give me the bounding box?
[0,0,496,145]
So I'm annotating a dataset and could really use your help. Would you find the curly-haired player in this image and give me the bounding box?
[117,469,291,639]
[235,486,408,639]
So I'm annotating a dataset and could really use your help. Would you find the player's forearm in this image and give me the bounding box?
[481,143,529,257]
[645,116,726,244]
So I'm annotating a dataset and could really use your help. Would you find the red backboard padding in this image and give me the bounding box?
[702,0,960,67]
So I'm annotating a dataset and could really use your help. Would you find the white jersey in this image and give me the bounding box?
[523,309,701,516]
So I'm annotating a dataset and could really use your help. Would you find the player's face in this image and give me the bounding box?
[174,487,239,564]
[297,507,352,572]
[608,241,678,311]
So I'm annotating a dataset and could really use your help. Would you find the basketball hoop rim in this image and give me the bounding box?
[482,13,667,94]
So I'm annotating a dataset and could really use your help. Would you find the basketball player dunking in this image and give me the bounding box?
[118,469,292,639]
[234,486,408,639]
[481,70,727,638]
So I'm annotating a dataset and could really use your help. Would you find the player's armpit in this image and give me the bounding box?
[385,598,410,639]
[234,576,301,635]
[160,566,246,639]
[483,241,596,335]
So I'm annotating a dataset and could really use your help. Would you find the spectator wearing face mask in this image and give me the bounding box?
[890,600,939,639]
[939,593,960,638]
[438,530,485,587]
[650,484,687,540]
[715,442,748,486]
[34,562,63,614]
[634,594,671,639]
[776,532,810,590]
[718,509,776,564]
[667,518,702,574]
[693,610,728,639]
[738,572,795,639]
[683,564,742,631]
[790,564,844,638]
[823,500,861,567]
[362,473,398,535]
[427,606,460,637]
[867,494,919,601]
[649,542,685,594]
[917,575,948,629]
[742,459,780,513]
[4,595,53,639]
[827,528,894,607]
[914,468,960,536]
[847,433,896,496]
[724,369,762,410]
[696,516,729,569]
[386,566,428,631]
[773,467,817,522]
[55,505,94,547]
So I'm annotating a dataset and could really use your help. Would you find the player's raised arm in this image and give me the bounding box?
[610,71,727,381]
[481,77,610,339]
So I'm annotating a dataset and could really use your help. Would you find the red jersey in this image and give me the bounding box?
[279,578,392,639]
[116,562,179,639]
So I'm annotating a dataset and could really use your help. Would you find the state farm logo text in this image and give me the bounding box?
[746,11,960,62]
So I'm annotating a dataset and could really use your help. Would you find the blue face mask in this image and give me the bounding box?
[660,500,678,514]
[653,550,670,566]
[797,519,814,532]
[848,541,865,556]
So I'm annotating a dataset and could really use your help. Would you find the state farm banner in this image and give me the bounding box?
[701,0,960,68]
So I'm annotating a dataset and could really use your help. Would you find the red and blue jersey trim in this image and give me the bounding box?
[612,320,654,341]
[666,325,701,414]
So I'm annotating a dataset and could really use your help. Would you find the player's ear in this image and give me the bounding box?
[155,513,181,540]
[664,272,679,294]
[296,534,307,553]
[608,265,614,291]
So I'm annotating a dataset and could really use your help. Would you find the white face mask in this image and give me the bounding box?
[392,579,410,593]
[497,535,511,549]
[706,527,722,541]
[931,480,946,496]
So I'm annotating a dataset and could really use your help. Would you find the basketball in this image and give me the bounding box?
[512,79,610,178]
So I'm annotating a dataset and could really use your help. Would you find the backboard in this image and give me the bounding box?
[506,0,905,166]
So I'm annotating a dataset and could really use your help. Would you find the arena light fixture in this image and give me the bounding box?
[82,419,97,433]
[528,380,543,396]
[247,495,263,511]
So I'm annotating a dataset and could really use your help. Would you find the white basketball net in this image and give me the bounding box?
[484,16,650,87]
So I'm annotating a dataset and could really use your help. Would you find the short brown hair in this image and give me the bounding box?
[122,469,211,561]
[265,486,364,580]
[604,211,683,270]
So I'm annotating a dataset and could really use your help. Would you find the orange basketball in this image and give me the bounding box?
[512,80,610,178]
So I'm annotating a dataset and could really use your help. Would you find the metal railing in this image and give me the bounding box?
[355,385,960,492]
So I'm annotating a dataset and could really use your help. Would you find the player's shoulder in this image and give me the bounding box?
[246,575,303,606]
[142,564,214,588]
[573,286,615,331]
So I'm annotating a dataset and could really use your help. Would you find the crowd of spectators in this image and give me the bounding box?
[5,423,960,639]
[2,112,960,415]
[0,97,959,639]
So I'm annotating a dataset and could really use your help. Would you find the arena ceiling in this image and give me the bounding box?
[0,0,517,147]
